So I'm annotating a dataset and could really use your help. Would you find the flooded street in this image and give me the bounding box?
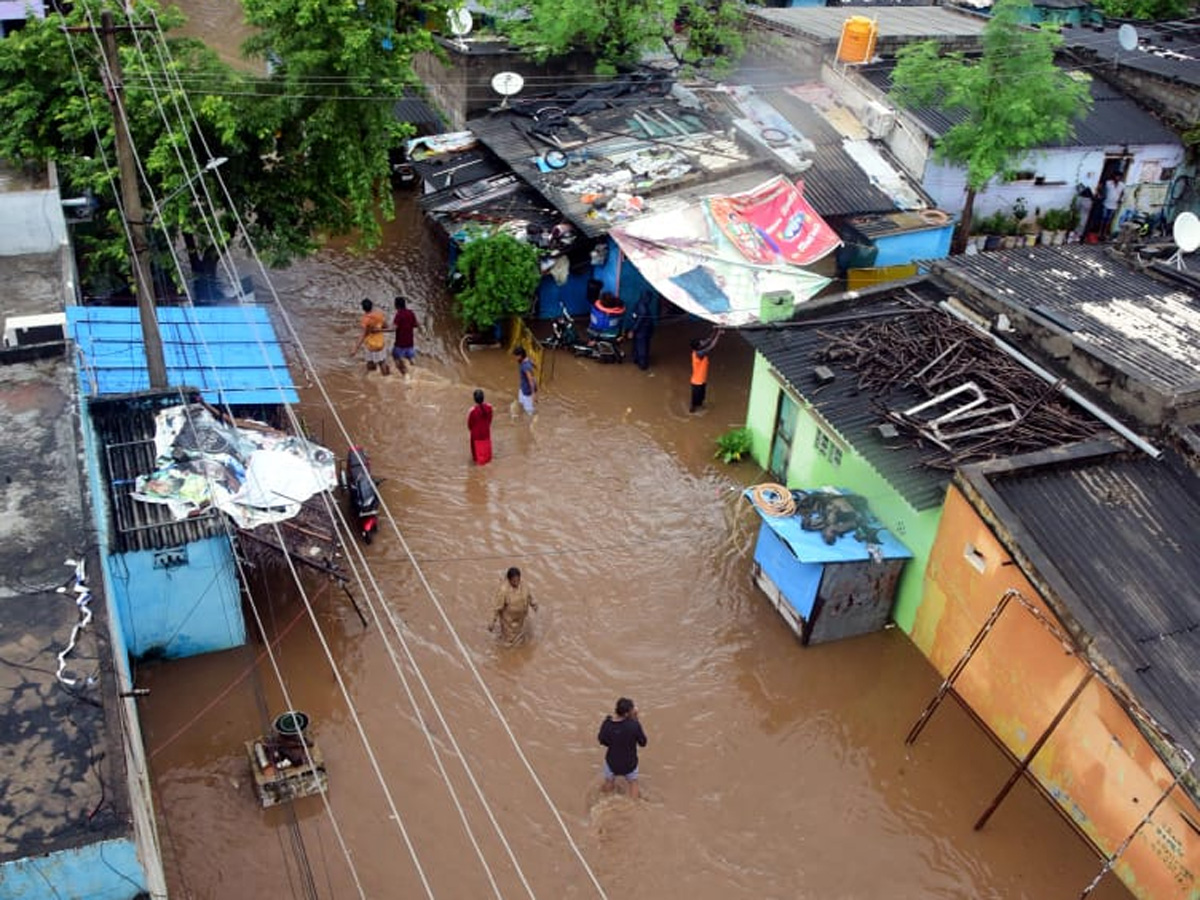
[134,191,1133,899]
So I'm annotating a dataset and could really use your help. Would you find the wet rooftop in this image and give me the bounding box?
[741,277,1110,510]
[929,245,1200,424]
[1062,18,1200,89]
[962,443,1200,766]
[747,6,988,47]
[860,62,1181,148]
[0,253,130,862]
[467,73,772,238]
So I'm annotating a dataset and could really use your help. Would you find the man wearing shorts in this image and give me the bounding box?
[351,298,390,376]
[391,296,420,376]
[514,346,537,416]
[599,697,648,800]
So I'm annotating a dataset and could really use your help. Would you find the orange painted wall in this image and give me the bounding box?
[917,486,1200,900]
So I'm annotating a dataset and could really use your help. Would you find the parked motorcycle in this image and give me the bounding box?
[342,446,380,543]
[541,299,625,364]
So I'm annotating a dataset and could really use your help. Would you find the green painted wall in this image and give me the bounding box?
[744,352,943,633]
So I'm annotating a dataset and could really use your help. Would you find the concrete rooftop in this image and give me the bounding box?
[0,251,132,862]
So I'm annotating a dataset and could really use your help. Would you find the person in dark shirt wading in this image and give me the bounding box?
[598,697,648,800]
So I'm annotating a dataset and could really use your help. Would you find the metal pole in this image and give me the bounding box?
[974,668,1094,831]
[905,589,1015,746]
[99,10,167,389]
[1079,760,1189,899]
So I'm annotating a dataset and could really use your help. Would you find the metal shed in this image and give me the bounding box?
[745,489,912,644]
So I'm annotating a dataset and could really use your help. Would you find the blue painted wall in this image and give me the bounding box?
[107,537,245,659]
[534,270,593,319]
[873,225,953,268]
[77,399,245,660]
[0,838,146,899]
[594,237,620,296]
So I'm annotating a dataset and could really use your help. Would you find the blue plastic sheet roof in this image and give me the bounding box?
[67,305,298,405]
[743,489,912,564]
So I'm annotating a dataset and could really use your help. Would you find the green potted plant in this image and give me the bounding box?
[1038,207,1073,245]
[714,426,753,464]
[980,211,1010,251]
[451,232,541,342]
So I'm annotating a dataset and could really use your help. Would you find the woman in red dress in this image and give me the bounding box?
[467,389,494,465]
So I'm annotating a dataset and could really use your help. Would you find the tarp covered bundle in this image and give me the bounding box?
[132,404,337,529]
[610,176,839,326]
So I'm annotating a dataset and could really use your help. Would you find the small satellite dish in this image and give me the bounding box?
[1117,23,1139,52]
[491,71,524,98]
[1173,211,1200,253]
[446,8,473,37]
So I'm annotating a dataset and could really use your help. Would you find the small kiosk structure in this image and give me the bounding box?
[745,486,911,645]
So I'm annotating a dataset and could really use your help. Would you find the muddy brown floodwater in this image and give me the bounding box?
[135,192,1133,900]
[130,7,1135,889]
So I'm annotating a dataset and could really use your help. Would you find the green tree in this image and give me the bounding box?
[1093,0,1192,20]
[239,0,439,253]
[496,0,749,75]
[0,0,437,296]
[890,0,1091,252]
[451,233,540,331]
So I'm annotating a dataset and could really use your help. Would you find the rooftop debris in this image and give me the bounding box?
[815,301,1106,469]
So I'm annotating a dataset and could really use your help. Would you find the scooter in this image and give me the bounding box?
[342,446,380,544]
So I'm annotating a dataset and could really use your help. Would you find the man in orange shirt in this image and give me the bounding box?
[351,298,390,376]
[689,327,722,413]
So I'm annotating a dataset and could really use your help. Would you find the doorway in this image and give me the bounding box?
[769,390,799,482]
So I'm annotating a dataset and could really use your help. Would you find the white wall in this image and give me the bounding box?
[931,143,1185,223]
[822,64,932,185]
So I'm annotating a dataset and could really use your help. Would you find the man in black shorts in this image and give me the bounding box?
[598,697,648,800]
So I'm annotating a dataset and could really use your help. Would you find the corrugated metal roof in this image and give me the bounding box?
[410,148,507,193]
[88,392,230,553]
[860,63,1181,148]
[467,77,772,238]
[747,6,988,43]
[741,286,956,510]
[930,245,1200,393]
[757,88,901,216]
[67,305,299,406]
[393,94,445,133]
[979,448,1200,761]
[1062,20,1200,89]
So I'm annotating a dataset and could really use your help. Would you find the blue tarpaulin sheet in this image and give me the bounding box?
[669,266,732,313]
[67,305,298,405]
[743,488,912,564]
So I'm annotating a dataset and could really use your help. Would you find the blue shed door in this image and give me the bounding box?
[769,391,798,481]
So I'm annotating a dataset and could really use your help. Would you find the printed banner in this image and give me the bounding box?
[704,176,840,266]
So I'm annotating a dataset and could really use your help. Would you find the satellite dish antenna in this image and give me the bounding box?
[491,71,524,108]
[1117,23,1138,52]
[1166,211,1200,269]
[447,8,473,43]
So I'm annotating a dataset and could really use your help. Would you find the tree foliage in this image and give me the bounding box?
[452,234,540,330]
[0,0,436,294]
[496,0,749,74]
[1093,0,1192,20]
[890,0,1091,248]
[240,0,439,253]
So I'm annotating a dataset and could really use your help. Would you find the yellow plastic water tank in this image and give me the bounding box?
[837,16,877,65]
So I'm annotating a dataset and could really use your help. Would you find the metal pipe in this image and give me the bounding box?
[937,300,1162,459]
[1079,758,1190,898]
[905,588,1016,746]
[974,668,1094,831]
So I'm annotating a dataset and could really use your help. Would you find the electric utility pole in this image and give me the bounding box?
[97,9,167,389]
